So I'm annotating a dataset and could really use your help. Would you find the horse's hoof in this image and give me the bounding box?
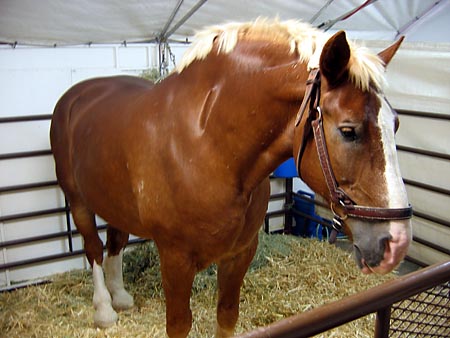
[112,290,134,311]
[94,305,118,328]
[215,324,234,338]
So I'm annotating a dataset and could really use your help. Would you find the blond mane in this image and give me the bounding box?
[177,18,385,91]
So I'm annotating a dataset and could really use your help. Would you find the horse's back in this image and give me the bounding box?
[52,75,152,131]
[52,75,152,125]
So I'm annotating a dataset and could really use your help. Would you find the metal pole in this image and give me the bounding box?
[164,0,208,39]
[374,306,392,338]
[284,178,293,234]
[64,198,73,253]
[159,0,185,40]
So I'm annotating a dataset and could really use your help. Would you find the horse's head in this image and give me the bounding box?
[295,31,412,274]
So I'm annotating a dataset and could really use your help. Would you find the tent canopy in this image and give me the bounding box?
[1,0,450,47]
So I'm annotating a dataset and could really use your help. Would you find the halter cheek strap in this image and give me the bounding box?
[294,69,321,181]
[293,69,413,243]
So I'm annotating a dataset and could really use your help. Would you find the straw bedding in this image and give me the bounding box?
[0,231,398,338]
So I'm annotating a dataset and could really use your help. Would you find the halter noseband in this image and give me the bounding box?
[294,69,413,243]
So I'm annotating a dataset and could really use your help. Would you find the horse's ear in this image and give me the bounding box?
[378,36,404,67]
[320,31,350,87]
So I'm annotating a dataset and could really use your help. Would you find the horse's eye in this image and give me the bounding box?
[339,127,358,142]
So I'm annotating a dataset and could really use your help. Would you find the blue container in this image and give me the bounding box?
[311,218,327,241]
[292,190,316,237]
[273,158,298,178]
[293,190,346,240]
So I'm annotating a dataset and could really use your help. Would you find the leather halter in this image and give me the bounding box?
[294,69,413,243]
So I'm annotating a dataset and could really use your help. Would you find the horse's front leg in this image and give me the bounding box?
[216,236,258,338]
[159,246,197,338]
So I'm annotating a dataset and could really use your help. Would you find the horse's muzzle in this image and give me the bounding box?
[350,219,412,275]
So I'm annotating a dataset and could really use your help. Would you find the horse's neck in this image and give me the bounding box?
[184,59,308,192]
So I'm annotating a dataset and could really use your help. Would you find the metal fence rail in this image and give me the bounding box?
[235,261,450,338]
[0,114,96,274]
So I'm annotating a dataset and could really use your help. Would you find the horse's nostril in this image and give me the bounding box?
[379,236,389,251]
[353,244,364,269]
[354,236,389,269]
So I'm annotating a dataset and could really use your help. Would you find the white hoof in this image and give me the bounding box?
[94,304,118,328]
[112,289,134,311]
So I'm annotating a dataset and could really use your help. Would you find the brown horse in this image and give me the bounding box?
[50,19,412,338]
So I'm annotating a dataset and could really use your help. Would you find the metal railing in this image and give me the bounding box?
[236,260,450,338]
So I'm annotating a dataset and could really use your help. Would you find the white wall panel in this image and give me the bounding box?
[0,156,56,187]
[412,217,450,254]
[0,46,116,70]
[267,179,285,232]
[399,152,450,190]
[2,214,66,243]
[117,46,151,69]
[0,69,71,117]
[407,241,450,266]
[406,186,450,221]
[396,116,450,155]
[0,187,63,217]
[0,120,51,154]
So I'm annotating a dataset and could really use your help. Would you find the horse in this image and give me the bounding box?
[50,19,412,338]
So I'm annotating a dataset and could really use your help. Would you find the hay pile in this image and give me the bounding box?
[0,232,398,338]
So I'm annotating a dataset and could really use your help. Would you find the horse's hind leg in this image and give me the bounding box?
[104,226,134,311]
[215,236,258,338]
[70,201,118,328]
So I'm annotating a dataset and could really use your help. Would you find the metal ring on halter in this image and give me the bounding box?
[330,202,348,221]
[330,202,348,231]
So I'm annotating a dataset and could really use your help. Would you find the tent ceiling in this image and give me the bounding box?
[1,0,449,46]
